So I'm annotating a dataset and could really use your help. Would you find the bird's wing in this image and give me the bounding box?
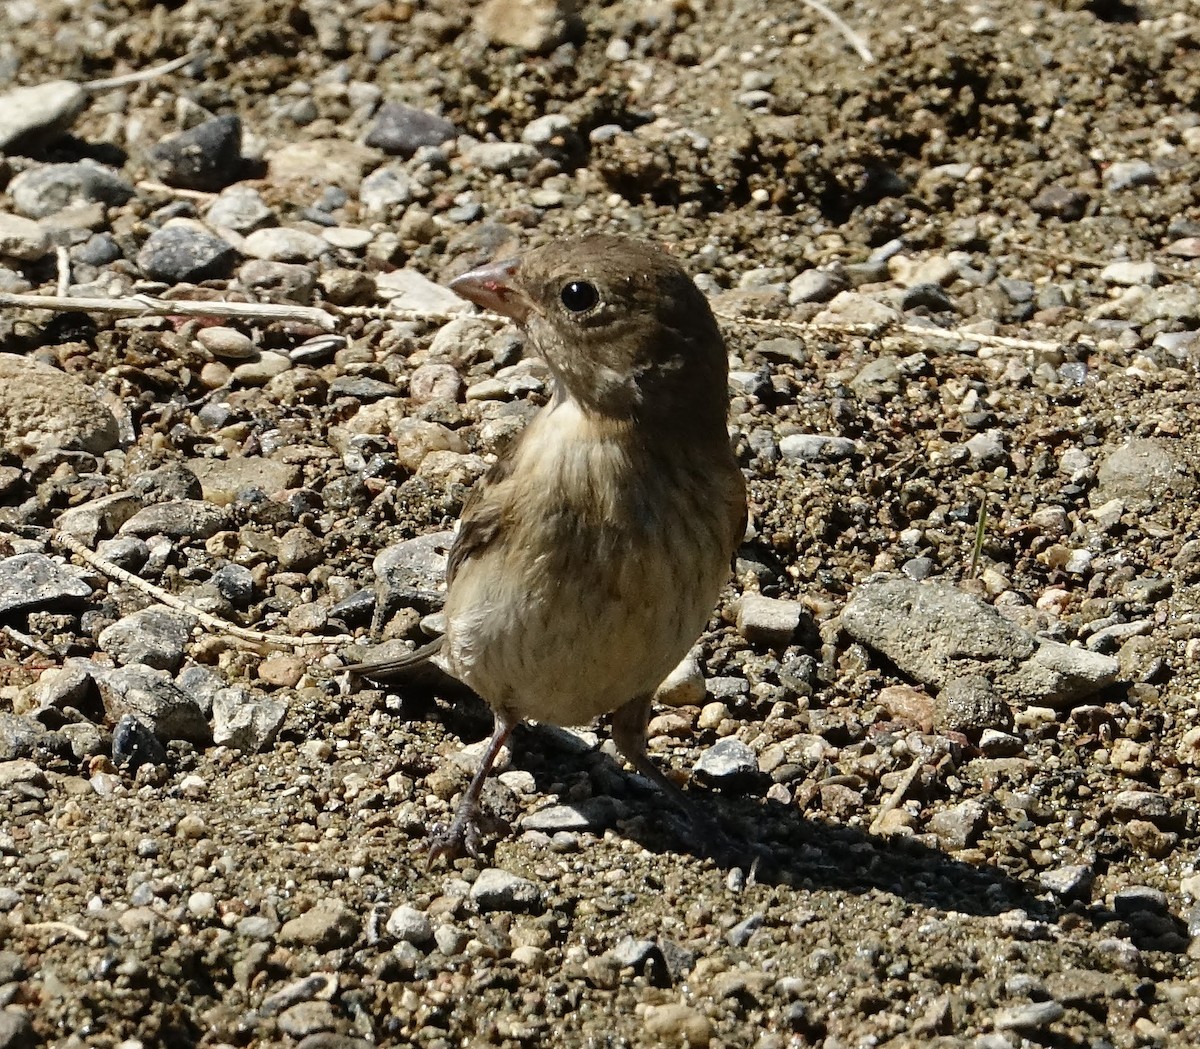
[445,448,515,585]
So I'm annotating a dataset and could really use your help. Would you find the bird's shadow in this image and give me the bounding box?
[381,685,1055,923]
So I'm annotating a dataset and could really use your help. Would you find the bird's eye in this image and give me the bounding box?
[559,280,599,313]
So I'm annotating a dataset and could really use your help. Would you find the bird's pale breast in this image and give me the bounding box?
[442,397,741,726]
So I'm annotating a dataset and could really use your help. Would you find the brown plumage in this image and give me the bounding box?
[343,234,746,861]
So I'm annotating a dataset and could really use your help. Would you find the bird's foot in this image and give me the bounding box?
[425,810,483,869]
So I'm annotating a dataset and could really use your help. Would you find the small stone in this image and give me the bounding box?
[469,868,542,912]
[196,326,255,360]
[0,1009,35,1049]
[788,268,847,304]
[474,0,571,52]
[241,226,327,262]
[1096,438,1194,508]
[694,737,757,783]
[98,665,210,744]
[1030,184,1089,221]
[1104,159,1156,191]
[149,114,244,191]
[0,353,119,455]
[736,594,806,647]
[8,160,134,218]
[409,363,463,404]
[0,80,87,151]
[522,798,617,833]
[358,164,414,213]
[779,434,857,461]
[654,655,706,707]
[206,186,276,232]
[978,729,1023,757]
[993,1000,1066,1031]
[211,687,287,751]
[121,499,230,540]
[464,140,542,174]
[137,222,238,283]
[280,899,361,950]
[934,676,1011,734]
[1113,885,1168,917]
[109,710,169,768]
[1111,790,1173,825]
[926,799,986,850]
[366,103,456,156]
[1100,260,1162,287]
[0,212,50,260]
[965,429,1006,465]
[434,924,469,955]
[99,607,193,671]
[0,552,92,614]
[375,269,470,315]
[726,912,764,947]
[1039,864,1094,899]
[643,1002,713,1048]
[386,904,433,945]
[813,291,900,329]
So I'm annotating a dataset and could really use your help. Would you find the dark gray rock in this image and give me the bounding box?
[0,553,92,614]
[112,713,169,770]
[136,224,238,283]
[148,114,244,191]
[694,738,758,783]
[9,160,134,218]
[120,499,230,539]
[98,607,193,672]
[365,103,457,156]
[96,664,210,744]
[469,868,542,913]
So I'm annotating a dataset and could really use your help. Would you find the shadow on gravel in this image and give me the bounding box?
[369,685,1052,922]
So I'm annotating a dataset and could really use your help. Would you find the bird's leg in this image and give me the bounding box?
[427,714,515,867]
[610,693,692,810]
[611,694,750,867]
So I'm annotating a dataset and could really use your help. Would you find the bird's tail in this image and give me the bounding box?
[342,635,446,680]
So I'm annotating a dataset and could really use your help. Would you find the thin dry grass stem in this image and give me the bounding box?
[1007,242,1197,281]
[55,246,70,298]
[135,180,219,201]
[869,757,923,835]
[0,290,340,331]
[49,529,354,652]
[800,0,875,63]
[82,52,202,91]
[715,310,1064,353]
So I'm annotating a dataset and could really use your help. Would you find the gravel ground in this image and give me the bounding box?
[1,0,1200,1046]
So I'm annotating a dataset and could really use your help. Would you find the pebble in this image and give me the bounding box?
[242,227,329,262]
[238,260,315,302]
[385,904,434,946]
[365,103,456,156]
[1030,184,1089,220]
[934,676,1011,734]
[1104,159,1156,191]
[279,899,361,950]
[409,362,464,404]
[778,434,857,461]
[654,654,706,707]
[375,268,470,315]
[643,1002,713,1047]
[1100,260,1162,287]
[842,575,1119,707]
[926,799,986,849]
[788,268,847,304]
[0,352,120,455]
[0,212,50,260]
[205,187,276,232]
[0,80,86,151]
[993,1000,1066,1031]
[965,429,1006,465]
[0,1009,34,1049]
[99,607,193,671]
[474,0,570,52]
[469,868,542,912]
[0,552,92,614]
[736,594,805,648]
[694,737,757,783]
[148,114,244,191]
[358,164,414,213]
[196,326,255,360]
[1096,438,1194,507]
[136,222,238,283]
[232,351,293,385]
[522,798,617,833]
[1039,864,1094,899]
[97,664,210,744]
[9,160,135,218]
[120,499,230,539]
[211,687,287,751]
[813,291,900,328]
[464,140,542,173]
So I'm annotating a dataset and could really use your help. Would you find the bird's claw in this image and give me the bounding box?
[425,815,483,869]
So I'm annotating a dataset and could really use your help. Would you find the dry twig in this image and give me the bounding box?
[82,52,202,92]
[869,757,923,835]
[50,529,354,651]
[800,0,875,64]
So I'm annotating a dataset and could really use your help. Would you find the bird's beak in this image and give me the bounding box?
[448,257,533,323]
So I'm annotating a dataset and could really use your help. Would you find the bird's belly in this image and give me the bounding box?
[443,530,725,726]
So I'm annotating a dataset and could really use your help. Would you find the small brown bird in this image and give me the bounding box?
[344,234,746,861]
